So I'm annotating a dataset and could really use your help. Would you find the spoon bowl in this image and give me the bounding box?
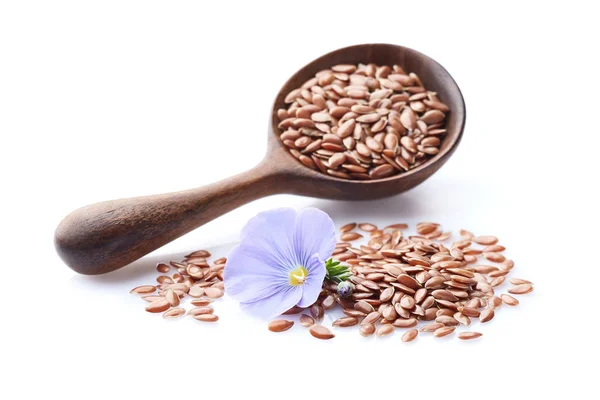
[55,43,465,275]
[268,43,465,200]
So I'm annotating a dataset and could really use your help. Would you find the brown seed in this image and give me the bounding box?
[186,249,211,258]
[355,300,374,314]
[145,299,170,313]
[400,296,416,309]
[458,332,482,340]
[380,287,395,302]
[459,229,474,239]
[433,326,456,338]
[510,278,533,285]
[188,286,204,298]
[422,308,438,321]
[501,294,519,306]
[165,289,180,307]
[483,244,506,252]
[194,314,219,322]
[156,263,171,273]
[400,108,417,130]
[400,136,417,153]
[358,223,378,232]
[162,307,185,319]
[397,274,420,290]
[337,119,356,138]
[393,318,418,328]
[501,259,515,270]
[420,323,444,332]
[472,235,498,245]
[454,312,471,326]
[299,155,316,169]
[141,295,165,303]
[479,309,495,323]
[432,290,459,302]
[130,285,156,294]
[310,304,324,320]
[491,276,506,287]
[328,153,346,169]
[360,323,376,337]
[299,314,315,327]
[436,316,459,326]
[188,306,214,316]
[268,319,294,333]
[332,317,359,327]
[190,299,213,307]
[484,252,506,263]
[508,284,534,295]
[376,324,395,337]
[488,296,502,309]
[186,265,204,280]
[204,287,224,298]
[363,311,382,325]
[309,325,335,340]
[401,329,418,342]
[341,232,363,241]
[340,222,357,233]
[460,307,481,317]
[322,295,336,310]
[420,110,445,124]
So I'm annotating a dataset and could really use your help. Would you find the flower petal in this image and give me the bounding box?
[223,246,289,303]
[240,285,302,319]
[239,208,300,271]
[296,253,327,308]
[293,208,336,266]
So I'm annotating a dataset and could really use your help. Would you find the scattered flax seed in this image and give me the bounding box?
[133,224,531,343]
[299,314,315,327]
[433,326,456,338]
[501,294,519,306]
[156,263,171,273]
[268,320,295,332]
[401,329,419,342]
[479,309,495,323]
[360,323,376,337]
[309,325,335,340]
[341,232,363,241]
[145,299,170,313]
[510,278,533,285]
[188,307,214,316]
[376,324,395,337]
[332,317,359,327]
[195,314,219,322]
[133,250,225,323]
[508,284,533,295]
[163,307,185,319]
[472,235,498,245]
[130,285,156,294]
[340,223,357,233]
[458,332,482,340]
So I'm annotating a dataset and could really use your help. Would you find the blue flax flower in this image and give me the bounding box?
[224,208,336,319]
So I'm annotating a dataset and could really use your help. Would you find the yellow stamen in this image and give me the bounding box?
[289,266,309,286]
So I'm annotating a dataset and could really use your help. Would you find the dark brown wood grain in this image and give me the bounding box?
[55,43,466,275]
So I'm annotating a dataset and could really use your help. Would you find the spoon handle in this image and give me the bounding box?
[55,159,284,275]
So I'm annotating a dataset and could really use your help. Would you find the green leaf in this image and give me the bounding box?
[325,258,351,284]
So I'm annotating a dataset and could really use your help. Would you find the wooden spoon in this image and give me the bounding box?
[55,43,466,275]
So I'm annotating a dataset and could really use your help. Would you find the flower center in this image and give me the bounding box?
[289,266,309,286]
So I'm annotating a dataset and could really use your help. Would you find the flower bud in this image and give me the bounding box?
[337,281,355,298]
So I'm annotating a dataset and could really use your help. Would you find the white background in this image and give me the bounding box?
[1,1,599,399]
